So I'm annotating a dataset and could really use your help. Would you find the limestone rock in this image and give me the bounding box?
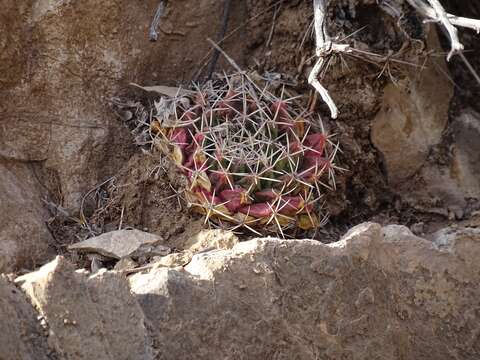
[16,256,152,360]
[130,223,480,359]
[68,229,170,260]
[0,276,53,360]
[0,162,54,273]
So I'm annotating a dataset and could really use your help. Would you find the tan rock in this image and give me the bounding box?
[130,223,480,359]
[371,26,453,184]
[0,276,52,360]
[16,256,152,359]
[185,229,239,253]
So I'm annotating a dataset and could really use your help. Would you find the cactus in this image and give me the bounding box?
[130,73,340,236]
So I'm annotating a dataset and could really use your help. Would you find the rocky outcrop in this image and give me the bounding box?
[0,0,247,271]
[0,0,246,210]
[129,223,480,359]
[6,223,480,359]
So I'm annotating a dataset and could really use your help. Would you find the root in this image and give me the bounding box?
[308,0,351,119]
[149,1,166,42]
[308,0,480,118]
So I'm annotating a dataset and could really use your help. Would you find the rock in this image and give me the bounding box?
[413,109,480,208]
[16,256,152,359]
[0,276,53,359]
[184,229,239,253]
[431,227,480,256]
[449,109,480,200]
[0,162,54,273]
[68,229,170,260]
[371,27,453,184]
[153,251,193,268]
[129,223,480,359]
[88,255,106,274]
[0,0,246,210]
[410,222,425,236]
[114,257,138,271]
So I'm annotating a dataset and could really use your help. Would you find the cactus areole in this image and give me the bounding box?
[145,73,339,236]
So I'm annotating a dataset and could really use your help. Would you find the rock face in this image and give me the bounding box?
[0,162,54,273]
[5,223,480,359]
[0,0,246,210]
[0,276,53,360]
[0,0,246,271]
[16,256,152,359]
[130,223,480,359]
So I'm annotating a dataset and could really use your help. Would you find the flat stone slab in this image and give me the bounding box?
[68,229,170,260]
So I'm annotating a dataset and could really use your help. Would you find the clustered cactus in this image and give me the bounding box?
[127,73,340,236]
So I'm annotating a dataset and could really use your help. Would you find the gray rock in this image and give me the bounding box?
[16,256,153,360]
[0,276,53,360]
[130,223,480,359]
[68,229,170,260]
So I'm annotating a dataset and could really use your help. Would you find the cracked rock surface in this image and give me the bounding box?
[3,223,480,359]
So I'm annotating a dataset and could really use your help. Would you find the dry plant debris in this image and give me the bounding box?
[309,0,480,119]
[120,72,341,237]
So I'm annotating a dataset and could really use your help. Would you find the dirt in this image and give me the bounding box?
[45,0,480,250]
[49,151,205,252]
